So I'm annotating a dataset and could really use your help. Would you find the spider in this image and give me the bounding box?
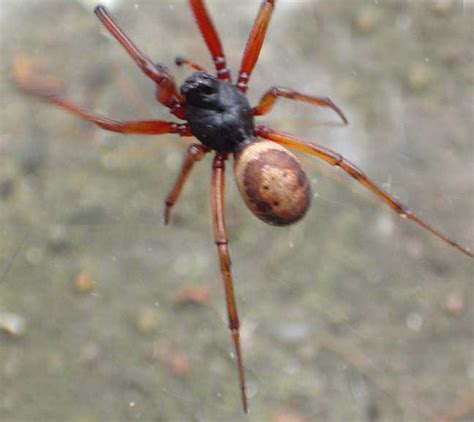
[13,0,473,413]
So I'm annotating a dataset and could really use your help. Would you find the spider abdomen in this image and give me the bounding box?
[234,141,311,226]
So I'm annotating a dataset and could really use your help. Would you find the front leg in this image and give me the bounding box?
[189,0,231,81]
[237,0,275,93]
[252,86,348,125]
[12,54,190,136]
[94,6,184,118]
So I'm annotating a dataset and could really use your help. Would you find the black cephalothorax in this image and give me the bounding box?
[182,72,254,152]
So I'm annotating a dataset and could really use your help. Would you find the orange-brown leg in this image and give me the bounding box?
[252,87,348,125]
[237,0,275,93]
[189,0,231,81]
[255,125,473,258]
[164,144,209,224]
[19,92,189,136]
[40,97,190,135]
[12,53,190,136]
[94,6,184,117]
[175,56,206,72]
[211,153,248,413]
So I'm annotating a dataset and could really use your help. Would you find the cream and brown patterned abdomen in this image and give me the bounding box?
[234,141,311,225]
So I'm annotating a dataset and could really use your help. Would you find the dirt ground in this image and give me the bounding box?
[0,1,473,421]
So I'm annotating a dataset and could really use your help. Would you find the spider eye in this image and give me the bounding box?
[181,72,218,101]
[192,78,216,97]
[200,84,214,95]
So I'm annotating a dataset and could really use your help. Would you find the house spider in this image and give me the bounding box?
[12,0,473,413]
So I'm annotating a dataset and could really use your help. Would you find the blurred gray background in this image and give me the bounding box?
[0,0,473,421]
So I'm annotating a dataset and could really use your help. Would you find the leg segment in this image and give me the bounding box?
[255,125,473,258]
[12,55,190,136]
[252,87,348,125]
[175,56,206,72]
[164,144,209,224]
[211,153,248,413]
[26,90,190,135]
[237,0,275,93]
[94,6,184,118]
[47,96,189,135]
[189,0,231,81]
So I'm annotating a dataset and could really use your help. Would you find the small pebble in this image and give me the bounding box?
[297,344,319,363]
[79,342,102,366]
[437,44,464,66]
[135,307,160,335]
[272,408,308,422]
[431,0,455,16]
[353,6,380,34]
[406,312,423,332]
[151,345,191,376]
[174,286,210,306]
[444,292,464,316]
[74,271,94,293]
[47,225,69,252]
[406,64,432,92]
[167,353,191,376]
[272,322,311,343]
[0,312,27,337]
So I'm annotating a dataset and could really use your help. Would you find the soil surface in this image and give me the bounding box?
[1,1,473,421]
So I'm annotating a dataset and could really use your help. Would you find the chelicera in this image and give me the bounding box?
[13,0,473,413]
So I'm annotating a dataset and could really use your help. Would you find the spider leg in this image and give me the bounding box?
[175,56,207,72]
[255,125,473,258]
[94,6,184,118]
[44,97,189,135]
[164,144,209,224]
[12,54,190,136]
[25,92,190,135]
[189,0,231,81]
[252,87,348,125]
[237,0,275,93]
[211,153,248,413]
